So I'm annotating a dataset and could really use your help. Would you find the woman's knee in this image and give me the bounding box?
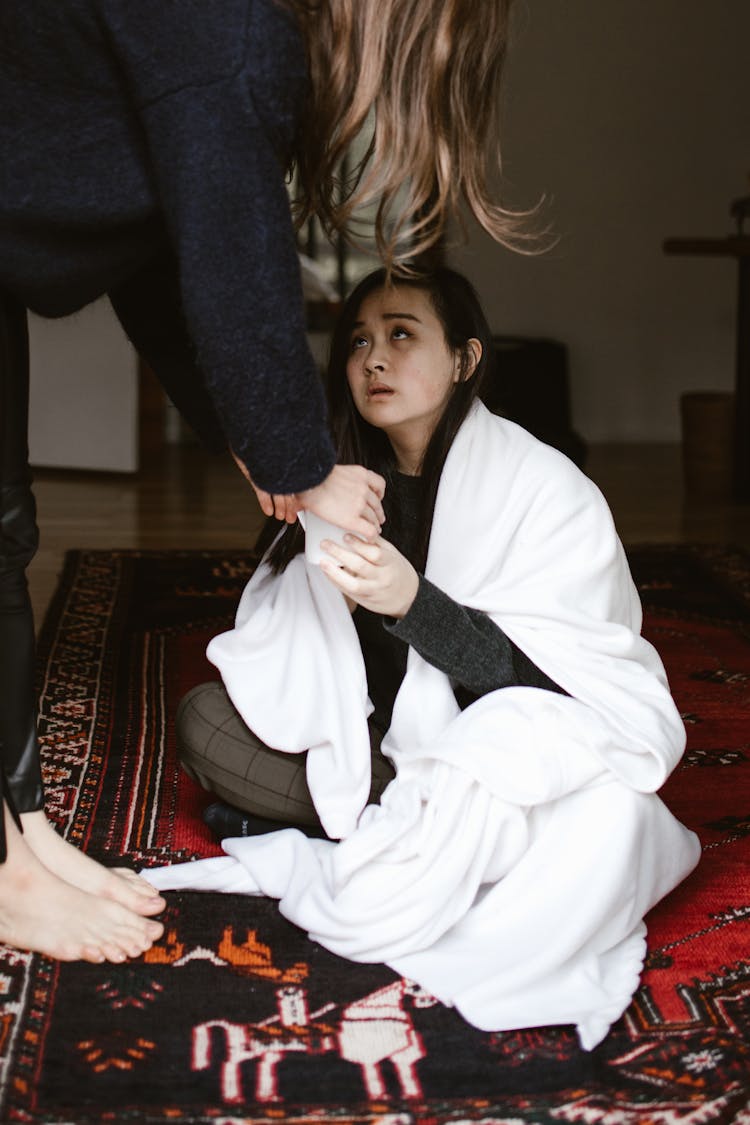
[175,681,238,762]
[175,680,321,826]
[175,680,278,782]
[0,483,38,582]
[0,565,33,616]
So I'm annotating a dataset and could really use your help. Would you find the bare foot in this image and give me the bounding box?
[0,806,163,962]
[19,811,165,918]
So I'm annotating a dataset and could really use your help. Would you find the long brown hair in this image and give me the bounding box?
[284,0,536,270]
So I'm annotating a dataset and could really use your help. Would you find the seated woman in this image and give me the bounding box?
[149,267,700,1050]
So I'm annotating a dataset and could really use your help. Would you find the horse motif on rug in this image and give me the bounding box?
[192,978,438,1105]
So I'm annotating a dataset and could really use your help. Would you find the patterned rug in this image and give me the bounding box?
[1,544,749,1124]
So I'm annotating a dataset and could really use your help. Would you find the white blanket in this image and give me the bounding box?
[146,403,700,1049]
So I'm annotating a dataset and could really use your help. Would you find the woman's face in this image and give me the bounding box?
[345,285,468,474]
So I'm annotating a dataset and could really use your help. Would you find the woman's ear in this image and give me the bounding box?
[457,338,482,382]
[452,338,483,383]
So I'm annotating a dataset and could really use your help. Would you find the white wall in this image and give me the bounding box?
[448,0,750,441]
[28,298,139,472]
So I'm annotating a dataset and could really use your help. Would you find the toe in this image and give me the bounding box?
[146,919,164,942]
[81,944,107,964]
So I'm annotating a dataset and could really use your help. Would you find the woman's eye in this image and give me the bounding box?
[392,326,411,340]
[350,335,368,351]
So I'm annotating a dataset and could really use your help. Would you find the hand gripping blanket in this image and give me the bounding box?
[146,402,700,1049]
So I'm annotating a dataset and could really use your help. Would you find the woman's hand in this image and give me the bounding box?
[299,465,386,541]
[320,534,418,619]
[231,450,301,522]
[232,455,385,533]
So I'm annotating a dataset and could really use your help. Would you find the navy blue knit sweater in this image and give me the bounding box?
[0,0,336,493]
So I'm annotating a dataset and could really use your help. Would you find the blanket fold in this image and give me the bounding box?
[147,404,700,1048]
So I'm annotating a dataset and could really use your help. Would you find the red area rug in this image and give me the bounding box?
[0,544,749,1123]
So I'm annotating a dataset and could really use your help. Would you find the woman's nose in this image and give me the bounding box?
[364,348,386,373]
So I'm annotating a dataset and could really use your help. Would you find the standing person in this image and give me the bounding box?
[153,268,700,1049]
[0,1,524,958]
[0,292,167,963]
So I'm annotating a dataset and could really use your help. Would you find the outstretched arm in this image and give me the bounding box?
[105,1,337,494]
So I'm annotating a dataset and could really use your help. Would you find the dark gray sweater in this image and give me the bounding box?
[0,0,336,494]
[354,474,564,733]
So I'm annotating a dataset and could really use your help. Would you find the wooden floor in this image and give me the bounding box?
[27,441,750,629]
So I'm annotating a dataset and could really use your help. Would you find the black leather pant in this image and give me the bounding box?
[0,292,44,859]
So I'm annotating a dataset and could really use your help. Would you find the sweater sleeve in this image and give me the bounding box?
[100,0,337,493]
[386,576,566,696]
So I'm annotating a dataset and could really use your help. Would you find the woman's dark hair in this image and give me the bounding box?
[258,266,495,573]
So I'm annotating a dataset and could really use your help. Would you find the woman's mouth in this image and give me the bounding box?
[367,383,394,399]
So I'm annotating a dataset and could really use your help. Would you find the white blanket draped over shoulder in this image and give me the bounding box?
[146,402,700,1050]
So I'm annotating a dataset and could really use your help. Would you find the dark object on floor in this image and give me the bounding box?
[202,800,326,840]
[483,335,587,468]
[4,545,749,1123]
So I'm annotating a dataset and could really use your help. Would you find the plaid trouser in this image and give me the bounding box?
[176,680,396,831]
